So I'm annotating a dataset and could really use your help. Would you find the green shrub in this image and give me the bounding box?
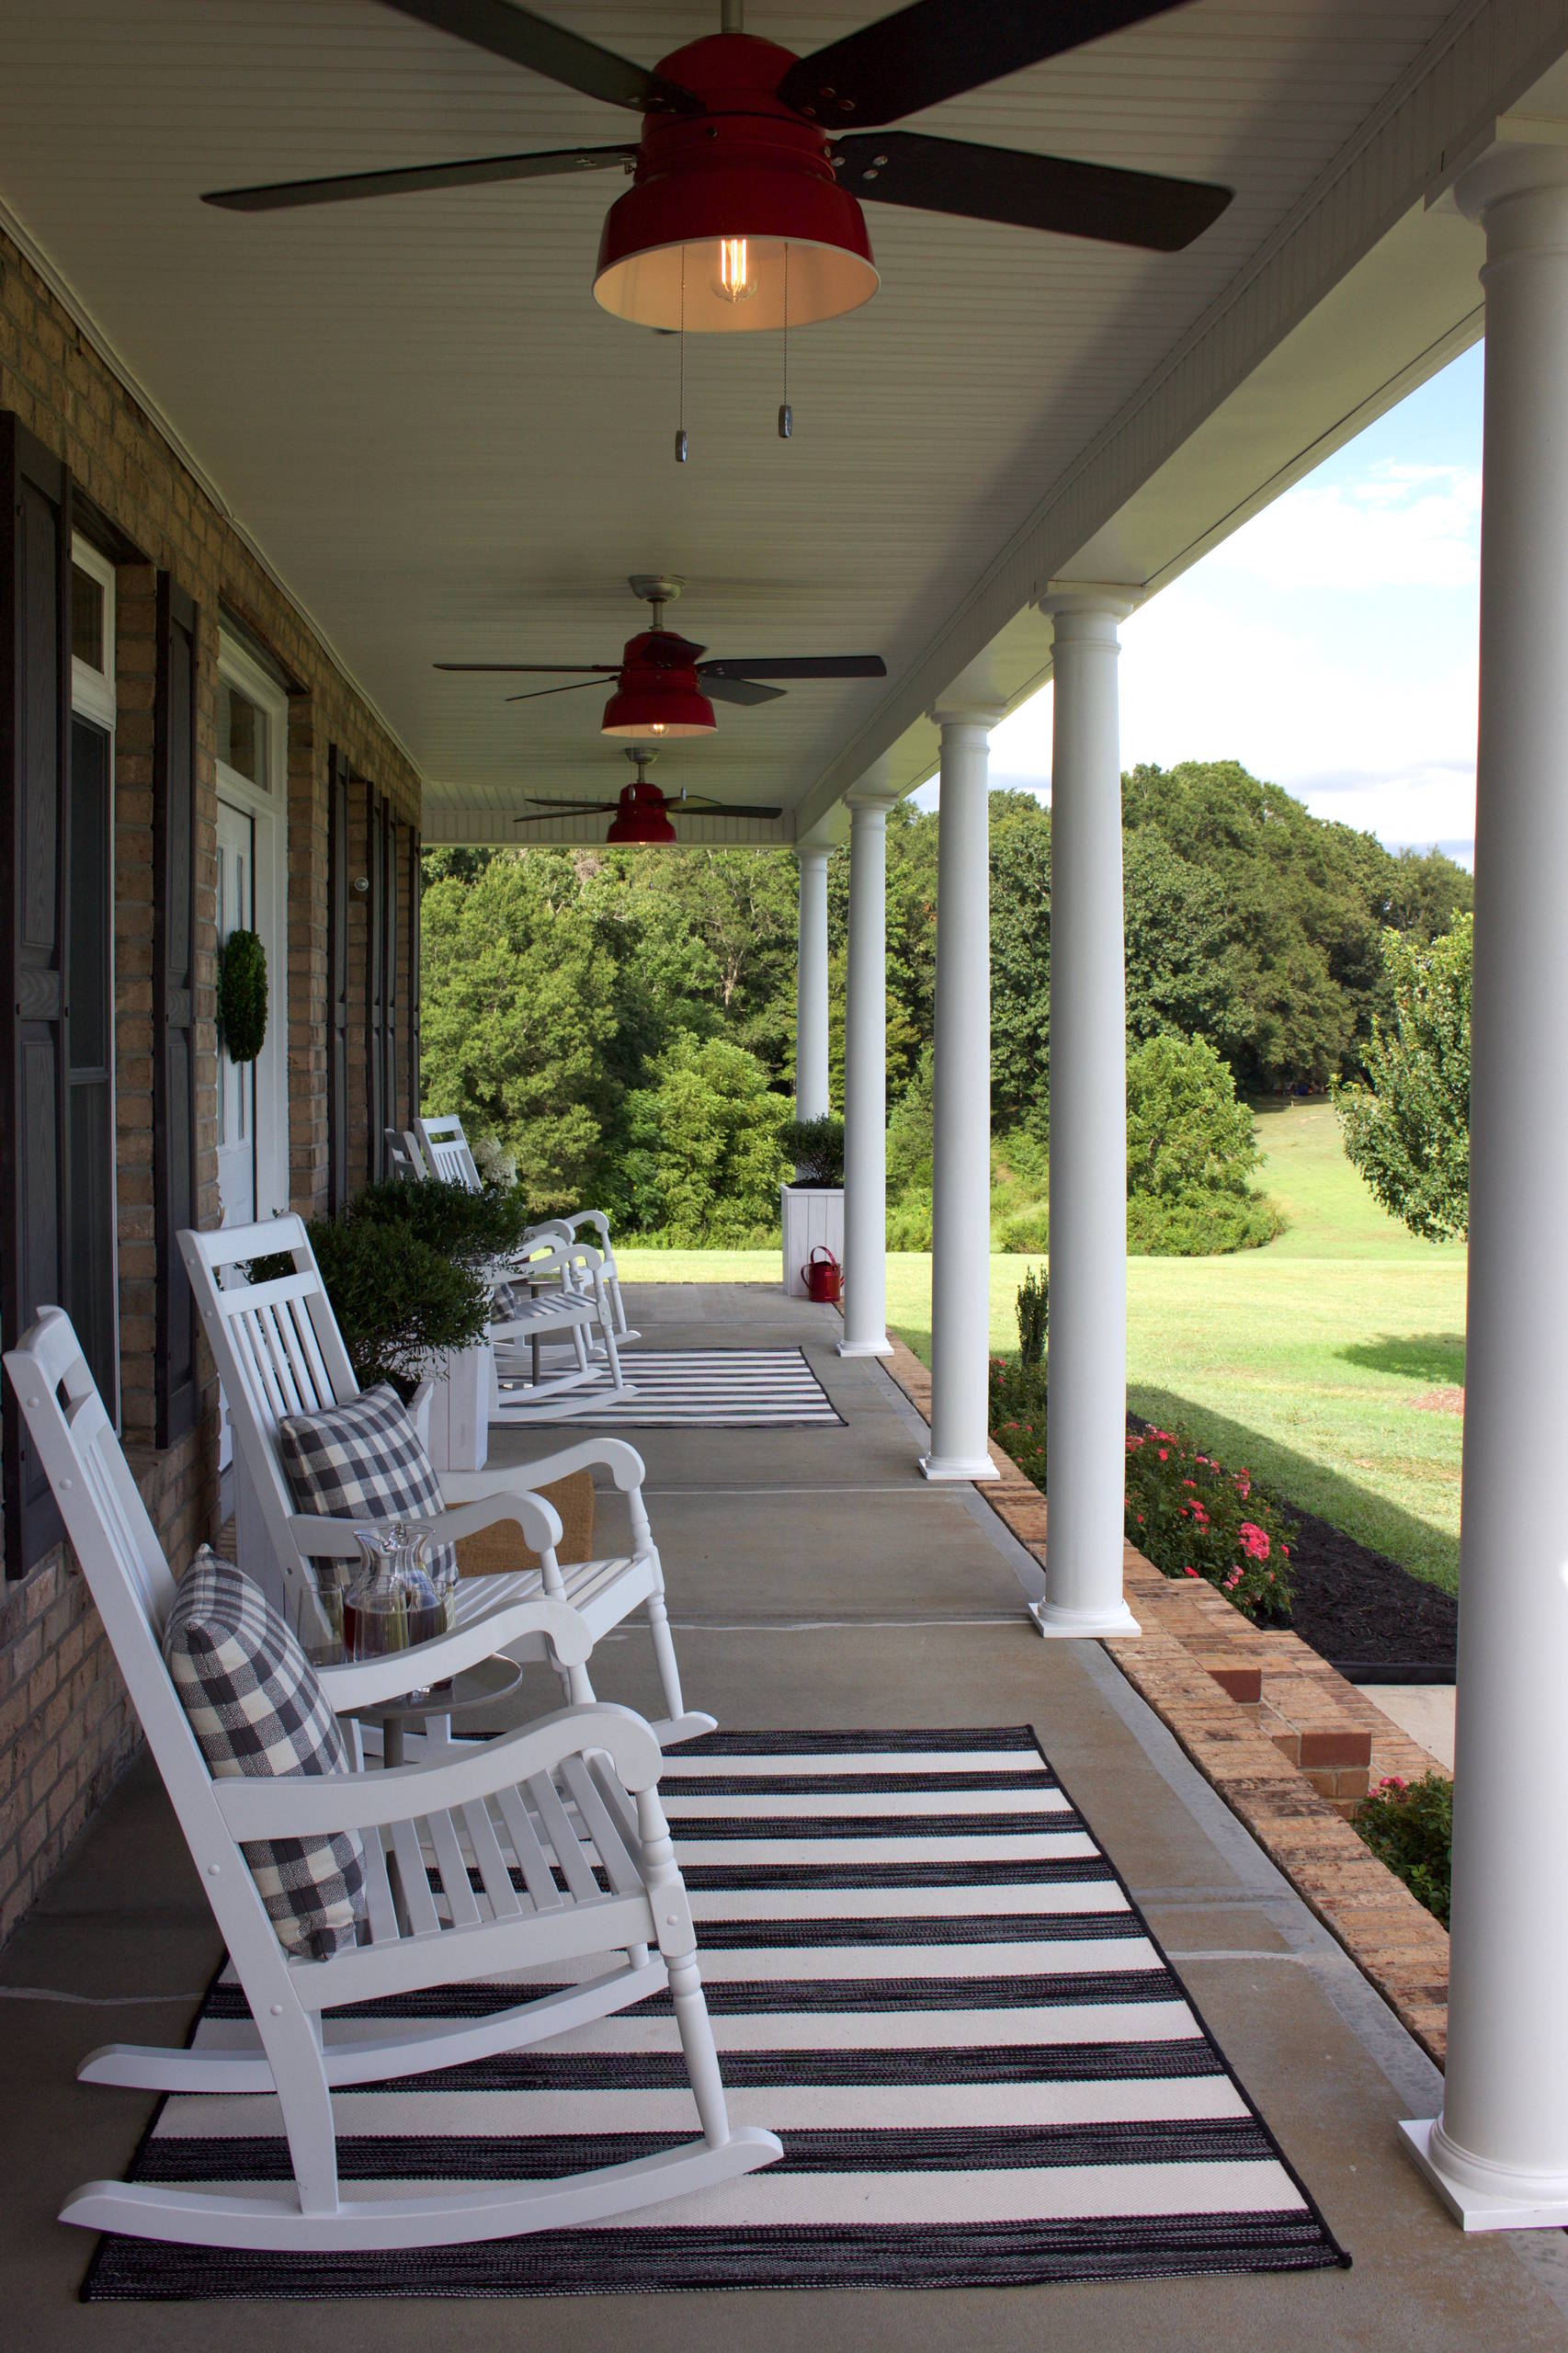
[1355,1772,1452,1926]
[1126,1188,1283,1256]
[1016,1267,1048,1368]
[885,1189,933,1251]
[347,1175,534,1271]
[782,1113,845,1187]
[998,1204,1050,1253]
[624,1035,790,1245]
[1127,1031,1259,1199]
[303,1218,492,1396]
[218,928,267,1063]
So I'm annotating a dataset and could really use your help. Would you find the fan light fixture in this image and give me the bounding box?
[600,629,718,738]
[606,779,681,845]
[593,36,878,333]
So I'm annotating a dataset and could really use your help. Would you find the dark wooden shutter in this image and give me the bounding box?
[383,808,400,1144]
[326,745,349,1213]
[407,831,422,1122]
[153,574,199,1448]
[366,785,387,1180]
[0,415,70,1574]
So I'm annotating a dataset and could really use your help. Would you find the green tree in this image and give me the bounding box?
[625,1035,791,1244]
[988,793,1051,1123]
[1335,916,1471,1241]
[1126,1031,1261,1201]
[419,852,617,1212]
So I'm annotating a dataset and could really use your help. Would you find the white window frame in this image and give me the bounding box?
[69,534,120,1424]
[216,631,290,1220]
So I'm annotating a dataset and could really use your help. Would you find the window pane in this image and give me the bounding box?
[219,678,269,787]
[72,563,105,670]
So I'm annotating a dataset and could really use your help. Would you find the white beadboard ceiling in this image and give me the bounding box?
[0,1,1541,838]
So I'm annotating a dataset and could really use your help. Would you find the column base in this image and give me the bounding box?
[919,1453,1000,1483]
[1401,2119,1568,2232]
[1030,1597,1142,1641]
[837,1336,893,1358]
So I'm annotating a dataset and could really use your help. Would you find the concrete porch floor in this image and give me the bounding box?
[4,1280,1565,2349]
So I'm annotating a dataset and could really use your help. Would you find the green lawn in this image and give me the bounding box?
[619,1104,1467,1594]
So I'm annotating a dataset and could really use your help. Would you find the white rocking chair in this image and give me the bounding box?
[179,1217,711,1744]
[4,1306,778,2252]
[383,1126,426,1182]
[415,1110,638,1348]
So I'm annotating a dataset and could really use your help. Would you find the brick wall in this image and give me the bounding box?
[0,223,426,1946]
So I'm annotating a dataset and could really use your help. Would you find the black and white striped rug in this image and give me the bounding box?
[84,1729,1346,2301]
[497,1347,845,1427]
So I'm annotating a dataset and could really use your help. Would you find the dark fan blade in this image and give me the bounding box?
[833,131,1229,251]
[778,0,1193,129]
[676,799,786,819]
[435,663,620,673]
[702,676,787,708]
[517,800,623,819]
[203,144,636,214]
[373,1,701,116]
[699,655,888,681]
[504,679,614,704]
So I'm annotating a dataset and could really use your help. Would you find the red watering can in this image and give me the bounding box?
[802,1245,843,1306]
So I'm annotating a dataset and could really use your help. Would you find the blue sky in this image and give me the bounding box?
[948,343,1484,866]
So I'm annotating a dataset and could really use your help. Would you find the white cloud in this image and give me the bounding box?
[1210,459,1481,592]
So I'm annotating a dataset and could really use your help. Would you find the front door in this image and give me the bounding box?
[216,796,256,1228]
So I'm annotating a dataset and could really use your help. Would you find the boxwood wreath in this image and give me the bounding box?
[219,928,267,1063]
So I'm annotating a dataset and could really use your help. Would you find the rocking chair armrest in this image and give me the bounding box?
[313,1595,592,1711]
[213,1702,665,1837]
[290,1485,564,1559]
[438,1436,647,1504]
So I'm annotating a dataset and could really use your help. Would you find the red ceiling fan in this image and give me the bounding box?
[515,749,782,844]
[436,574,886,739]
[203,2,1233,322]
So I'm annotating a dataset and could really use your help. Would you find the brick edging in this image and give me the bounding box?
[878,1334,1450,2065]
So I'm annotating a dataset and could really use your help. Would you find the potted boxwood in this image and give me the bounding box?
[779,1113,845,1302]
[337,1177,535,1469]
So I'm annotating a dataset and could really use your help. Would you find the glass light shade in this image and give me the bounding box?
[595,170,877,334]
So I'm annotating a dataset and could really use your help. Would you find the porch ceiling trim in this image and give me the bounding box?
[796,0,1568,835]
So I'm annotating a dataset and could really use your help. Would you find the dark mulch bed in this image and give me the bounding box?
[1122,1411,1457,1683]
[1278,1503,1457,1684]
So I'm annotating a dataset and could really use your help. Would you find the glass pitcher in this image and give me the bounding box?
[342,1522,448,1695]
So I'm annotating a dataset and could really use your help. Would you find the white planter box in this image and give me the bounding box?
[415,1340,492,1471]
[782,1184,845,1299]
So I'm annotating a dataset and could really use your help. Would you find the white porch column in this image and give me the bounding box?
[922,705,1002,1481]
[1403,147,1568,2232]
[1032,591,1140,1640]
[794,846,831,1122]
[840,791,896,1358]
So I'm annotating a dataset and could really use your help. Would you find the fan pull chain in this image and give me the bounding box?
[675,251,688,463]
[778,244,792,440]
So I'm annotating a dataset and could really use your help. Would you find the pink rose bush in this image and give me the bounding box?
[1122,1428,1294,1622]
[987,1363,1295,1627]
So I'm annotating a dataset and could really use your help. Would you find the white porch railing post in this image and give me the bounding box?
[794,846,831,1122]
[1032,590,1140,1640]
[840,790,896,1358]
[1403,147,1568,2232]
[922,705,1002,1482]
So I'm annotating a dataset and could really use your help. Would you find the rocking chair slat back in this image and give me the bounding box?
[415,1112,483,1192]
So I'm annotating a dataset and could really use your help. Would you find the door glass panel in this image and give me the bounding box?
[68,723,108,1071]
[71,563,105,670]
[67,716,116,1409]
[219,678,270,787]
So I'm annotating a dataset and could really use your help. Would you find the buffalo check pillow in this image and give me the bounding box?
[162,1548,367,1961]
[277,1382,457,1591]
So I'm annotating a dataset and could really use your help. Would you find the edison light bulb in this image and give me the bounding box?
[650,721,667,734]
[712,237,755,305]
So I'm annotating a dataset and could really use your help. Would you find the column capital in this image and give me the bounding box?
[1456,142,1568,236]
[928,699,1005,732]
[795,841,832,869]
[846,787,900,818]
[1040,581,1141,628]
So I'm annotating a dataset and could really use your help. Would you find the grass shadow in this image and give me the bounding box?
[1129,1383,1460,1596]
[1336,1332,1465,1385]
